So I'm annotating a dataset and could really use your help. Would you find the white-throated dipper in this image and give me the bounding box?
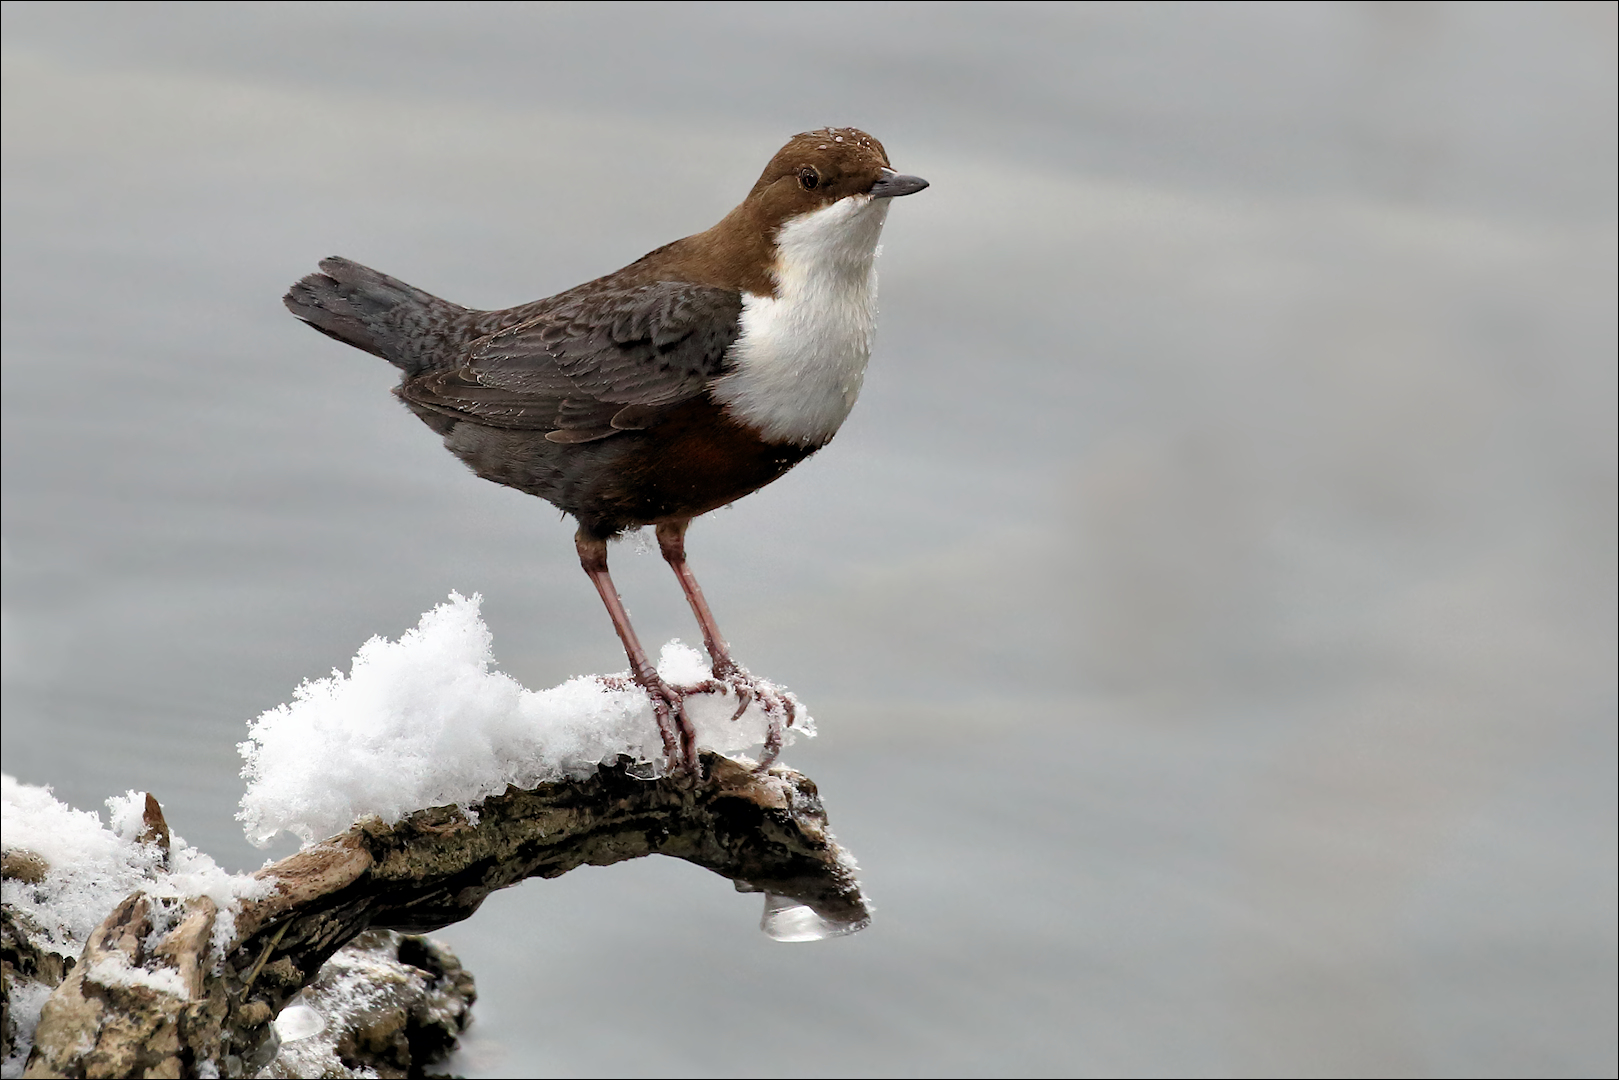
[285,127,927,773]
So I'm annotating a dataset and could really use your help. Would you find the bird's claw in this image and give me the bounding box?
[696,665,799,769]
[601,663,799,775]
[598,672,700,777]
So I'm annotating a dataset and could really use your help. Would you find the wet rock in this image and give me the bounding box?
[259,930,476,1079]
[2,891,474,1080]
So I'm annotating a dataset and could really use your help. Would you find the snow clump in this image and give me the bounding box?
[237,592,811,848]
[1,776,267,1077]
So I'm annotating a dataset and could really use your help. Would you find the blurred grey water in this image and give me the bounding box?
[2,3,1614,1076]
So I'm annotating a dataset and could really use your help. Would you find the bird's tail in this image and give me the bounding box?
[284,257,473,376]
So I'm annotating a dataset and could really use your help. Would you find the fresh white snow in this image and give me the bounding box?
[1,590,814,1075]
[237,592,811,848]
[1,778,264,962]
[0,777,266,1078]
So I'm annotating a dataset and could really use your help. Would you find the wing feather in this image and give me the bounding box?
[399,282,742,434]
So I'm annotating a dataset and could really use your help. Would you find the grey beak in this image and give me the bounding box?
[869,173,929,198]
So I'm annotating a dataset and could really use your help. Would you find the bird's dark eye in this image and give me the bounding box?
[798,167,820,190]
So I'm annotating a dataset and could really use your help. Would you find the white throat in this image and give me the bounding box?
[712,194,890,446]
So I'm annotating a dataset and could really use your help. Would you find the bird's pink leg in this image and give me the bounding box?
[656,520,795,765]
[655,520,738,679]
[577,531,697,773]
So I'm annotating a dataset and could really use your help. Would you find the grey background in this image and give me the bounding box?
[3,2,1614,1076]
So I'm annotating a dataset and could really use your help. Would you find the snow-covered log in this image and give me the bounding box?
[14,754,867,1078]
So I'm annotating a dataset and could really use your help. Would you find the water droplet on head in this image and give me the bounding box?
[760,893,867,942]
[273,1002,326,1042]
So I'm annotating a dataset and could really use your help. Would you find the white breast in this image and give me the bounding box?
[711,194,891,447]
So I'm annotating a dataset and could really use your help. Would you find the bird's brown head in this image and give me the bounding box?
[644,127,926,296]
[742,127,929,230]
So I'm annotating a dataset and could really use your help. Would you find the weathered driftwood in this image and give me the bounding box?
[22,753,868,1078]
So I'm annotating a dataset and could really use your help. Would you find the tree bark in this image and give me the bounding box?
[22,753,868,1078]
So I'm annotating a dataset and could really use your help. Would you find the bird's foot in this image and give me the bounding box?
[598,672,700,778]
[696,663,800,769]
[600,662,798,774]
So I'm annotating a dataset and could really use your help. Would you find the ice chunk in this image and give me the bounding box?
[272,1002,326,1043]
[760,893,867,942]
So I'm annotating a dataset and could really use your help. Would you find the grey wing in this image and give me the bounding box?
[399,282,743,441]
